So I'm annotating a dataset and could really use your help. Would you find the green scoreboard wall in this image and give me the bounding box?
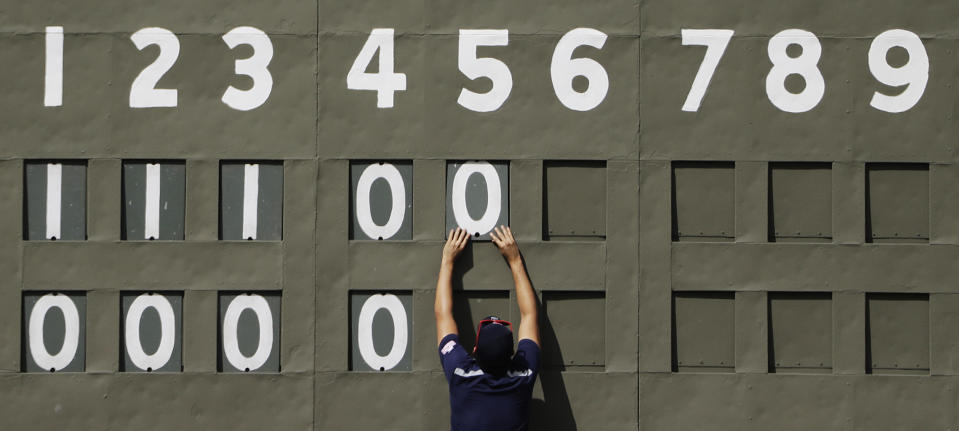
[2,0,959,429]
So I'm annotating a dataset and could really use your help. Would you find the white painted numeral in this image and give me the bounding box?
[242,164,259,240]
[144,163,161,240]
[45,163,62,240]
[358,294,408,371]
[451,162,501,236]
[347,29,407,108]
[29,294,80,371]
[681,29,734,112]
[44,26,63,107]
[222,26,273,111]
[766,29,825,113]
[129,27,179,108]
[223,294,273,371]
[355,163,406,240]
[457,30,512,112]
[868,29,928,113]
[125,294,176,371]
[550,28,609,111]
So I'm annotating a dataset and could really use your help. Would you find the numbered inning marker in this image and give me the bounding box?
[121,292,182,372]
[220,162,283,240]
[24,161,86,241]
[446,161,509,240]
[350,161,413,241]
[350,292,412,372]
[123,161,185,240]
[219,293,281,372]
[23,293,85,372]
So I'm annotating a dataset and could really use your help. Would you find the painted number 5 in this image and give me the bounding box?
[458,30,512,112]
[222,26,273,111]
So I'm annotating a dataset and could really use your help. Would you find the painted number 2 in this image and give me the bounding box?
[128,26,273,109]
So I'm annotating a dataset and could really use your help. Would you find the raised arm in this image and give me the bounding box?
[435,227,469,346]
[490,226,540,347]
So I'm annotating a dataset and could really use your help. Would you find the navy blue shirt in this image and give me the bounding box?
[438,333,540,431]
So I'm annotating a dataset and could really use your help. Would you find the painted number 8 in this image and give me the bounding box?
[765,29,825,113]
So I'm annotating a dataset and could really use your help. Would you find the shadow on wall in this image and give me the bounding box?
[531,298,578,431]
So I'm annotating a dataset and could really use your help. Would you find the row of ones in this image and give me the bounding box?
[23,291,415,373]
[25,160,607,242]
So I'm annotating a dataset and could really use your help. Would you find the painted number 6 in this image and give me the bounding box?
[550,28,609,111]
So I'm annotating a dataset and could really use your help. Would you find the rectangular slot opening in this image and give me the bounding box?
[866,163,929,243]
[671,161,735,242]
[543,161,606,241]
[768,162,832,243]
[541,291,605,370]
[768,292,832,373]
[672,291,735,372]
[866,292,929,375]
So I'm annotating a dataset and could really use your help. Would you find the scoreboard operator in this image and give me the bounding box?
[434,226,542,431]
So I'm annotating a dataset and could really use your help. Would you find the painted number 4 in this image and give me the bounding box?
[347,28,407,108]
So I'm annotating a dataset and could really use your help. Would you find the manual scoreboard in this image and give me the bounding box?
[2,0,959,430]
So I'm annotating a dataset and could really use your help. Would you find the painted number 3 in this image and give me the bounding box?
[681,28,929,114]
[127,26,273,110]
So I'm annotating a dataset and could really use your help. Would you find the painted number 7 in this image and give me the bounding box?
[681,29,734,112]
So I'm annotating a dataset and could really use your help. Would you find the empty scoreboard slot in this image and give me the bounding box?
[543,161,606,241]
[671,161,735,242]
[768,162,832,243]
[866,293,929,375]
[541,291,605,370]
[672,291,735,372]
[767,292,832,373]
[865,163,929,243]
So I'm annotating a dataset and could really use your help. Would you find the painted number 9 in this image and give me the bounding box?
[868,29,928,113]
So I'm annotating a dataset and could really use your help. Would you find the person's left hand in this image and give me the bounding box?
[442,227,470,265]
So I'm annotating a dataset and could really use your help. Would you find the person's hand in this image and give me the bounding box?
[442,227,470,266]
[490,226,521,266]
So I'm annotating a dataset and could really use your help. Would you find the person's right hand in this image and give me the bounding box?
[442,227,470,265]
[490,226,521,266]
